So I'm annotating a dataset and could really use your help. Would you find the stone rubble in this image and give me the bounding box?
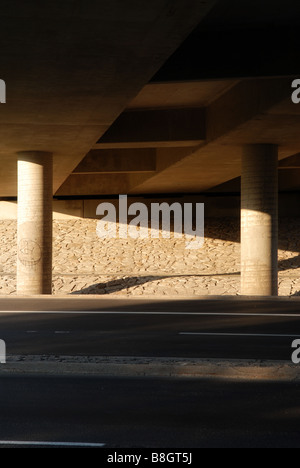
[0,218,299,296]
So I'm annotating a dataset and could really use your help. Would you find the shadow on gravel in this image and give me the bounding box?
[71,273,240,295]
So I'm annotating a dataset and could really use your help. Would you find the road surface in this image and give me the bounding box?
[0,374,299,448]
[0,297,299,360]
[0,297,299,448]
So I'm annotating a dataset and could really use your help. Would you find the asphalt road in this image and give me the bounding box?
[0,298,299,449]
[0,297,299,360]
[0,374,299,448]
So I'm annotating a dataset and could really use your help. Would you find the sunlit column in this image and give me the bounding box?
[17,151,53,295]
[241,144,278,296]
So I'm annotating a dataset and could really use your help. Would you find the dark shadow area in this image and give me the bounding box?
[1,374,300,447]
[72,276,165,295]
[279,255,300,272]
[152,0,300,82]
[71,273,240,296]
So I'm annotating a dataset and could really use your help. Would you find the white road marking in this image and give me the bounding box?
[26,331,70,334]
[180,332,300,338]
[1,311,300,317]
[0,441,105,448]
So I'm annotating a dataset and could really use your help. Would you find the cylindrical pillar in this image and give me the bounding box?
[241,144,278,296]
[17,151,53,295]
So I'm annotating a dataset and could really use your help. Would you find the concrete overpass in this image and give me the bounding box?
[0,0,300,296]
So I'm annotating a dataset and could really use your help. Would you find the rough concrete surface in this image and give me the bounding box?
[0,218,299,297]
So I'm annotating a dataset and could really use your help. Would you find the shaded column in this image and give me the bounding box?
[241,144,278,296]
[17,151,53,295]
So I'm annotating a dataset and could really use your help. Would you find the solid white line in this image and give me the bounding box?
[180,332,300,338]
[0,441,105,448]
[1,311,300,318]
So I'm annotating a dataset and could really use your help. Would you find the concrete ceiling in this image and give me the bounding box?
[190,0,300,29]
[57,76,300,196]
[127,78,300,194]
[127,80,238,109]
[1,0,300,199]
[152,0,300,81]
[0,0,217,197]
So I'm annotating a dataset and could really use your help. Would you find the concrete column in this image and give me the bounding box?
[17,151,53,295]
[241,144,278,296]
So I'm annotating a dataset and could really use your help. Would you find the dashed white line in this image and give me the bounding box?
[26,331,70,334]
[0,441,105,448]
[180,332,300,338]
